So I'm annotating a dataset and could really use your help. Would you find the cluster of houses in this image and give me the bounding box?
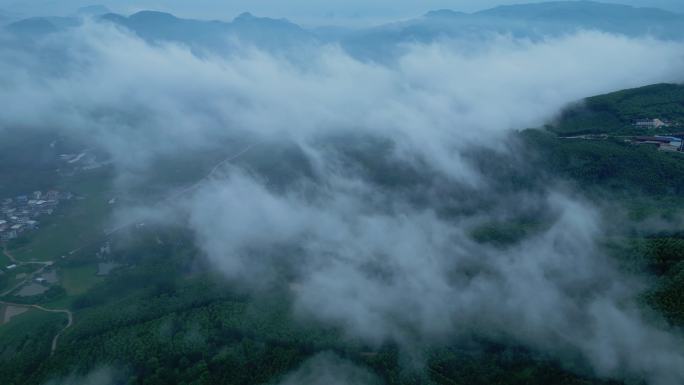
[633,118,673,129]
[0,190,72,242]
[633,134,684,152]
[629,118,684,152]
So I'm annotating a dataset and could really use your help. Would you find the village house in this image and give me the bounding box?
[0,189,68,244]
[633,135,684,152]
[634,118,670,129]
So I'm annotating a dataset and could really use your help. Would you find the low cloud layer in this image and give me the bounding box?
[1,25,682,182]
[276,352,379,385]
[2,20,684,384]
[187,167,684,384]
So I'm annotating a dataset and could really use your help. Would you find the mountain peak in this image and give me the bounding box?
[129,10,178,21]
[424,9,466,18]
[235,12,255,21]
[77,5,111,16]
[231,12,300,29]
[476,1,678,19]
[6,17,58,35]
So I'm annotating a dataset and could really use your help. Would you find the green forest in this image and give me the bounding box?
[551,83,684,136]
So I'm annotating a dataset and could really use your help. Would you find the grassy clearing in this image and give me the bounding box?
[0,307,31,328]
[59,264,103,297]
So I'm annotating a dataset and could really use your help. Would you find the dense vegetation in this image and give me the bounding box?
[0,310,64,385]
[521,129,684,197]
[551,83,684,136]
[1,83,684,385]
[2,229,621,385]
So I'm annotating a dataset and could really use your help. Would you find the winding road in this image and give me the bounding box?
[0,300,73,355]
[1,248,73,355]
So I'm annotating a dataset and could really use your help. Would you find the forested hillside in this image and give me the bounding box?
[552,83,684,135]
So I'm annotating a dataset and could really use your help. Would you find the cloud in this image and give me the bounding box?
[275,352,379,385]
[1,25,682,183]
[186,166,684,384]
[2,21,684,384]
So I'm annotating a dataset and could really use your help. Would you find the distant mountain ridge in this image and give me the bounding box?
[3,1,684,56]
[5,17,58,36]
[99,10,315,52]
[476,1,680,19]
[341,1,684,59]
[424,9,468,18]
[76,5,111,16]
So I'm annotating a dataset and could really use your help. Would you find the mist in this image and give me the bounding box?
[2,13,684,385]
[276,353,379,385]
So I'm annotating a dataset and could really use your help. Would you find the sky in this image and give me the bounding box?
[1,0,683,24]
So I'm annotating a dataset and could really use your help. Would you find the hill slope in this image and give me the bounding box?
[552,83,684,135]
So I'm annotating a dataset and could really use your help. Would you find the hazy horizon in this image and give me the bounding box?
[1,0,683,25]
